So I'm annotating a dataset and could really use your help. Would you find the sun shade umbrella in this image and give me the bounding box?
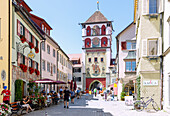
[70,80,73,90]
[74,80,77,90]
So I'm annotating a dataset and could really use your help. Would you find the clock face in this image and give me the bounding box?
[1,70,6,81]
[92,37,99,47]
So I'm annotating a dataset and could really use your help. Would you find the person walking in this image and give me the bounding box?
[85,88,89,99]
[1,86,11,105]
[63,87,71,109]
[110,87,114,101]
[94,88,97,97]
[59,87,63,99]
[77,88,80,99]
[70,89,75,104]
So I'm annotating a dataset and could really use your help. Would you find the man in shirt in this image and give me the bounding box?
[1,86,11,104]
[63,87,70,109]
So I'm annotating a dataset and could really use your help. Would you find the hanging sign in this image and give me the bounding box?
[143,80,158,86]
[28,50,35,59]
[114,83,117,88]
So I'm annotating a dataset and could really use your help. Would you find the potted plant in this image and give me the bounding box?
[120,92,126,101]
[34,47,39,53]
[29,67,34,74]
[20,35,26,43]
[35,69,40,76]
[29,42,34,49]
[0,103,11,116]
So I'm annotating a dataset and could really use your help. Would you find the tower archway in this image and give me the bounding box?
[89,80,103,90]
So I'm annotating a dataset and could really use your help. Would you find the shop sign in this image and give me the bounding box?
[143,80,158,86]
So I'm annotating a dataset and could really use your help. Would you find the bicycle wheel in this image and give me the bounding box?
[134,101,144,111]
[152,101,159,111]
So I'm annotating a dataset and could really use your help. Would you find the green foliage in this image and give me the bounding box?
[15,79,23,101]
[137,75,141,100]
[121,92,126,100]
[27,81,40,97]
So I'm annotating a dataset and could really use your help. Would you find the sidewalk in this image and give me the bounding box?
[87,94,170,116]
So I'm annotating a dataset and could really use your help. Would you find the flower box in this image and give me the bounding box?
[19,64,27,72]
[35,47,39,53]
[35,69,40,76]
[20,35,26,43]
[29,42,34,49]
[29,67,35,74]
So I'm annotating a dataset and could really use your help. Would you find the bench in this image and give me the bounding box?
[10,102,27,116]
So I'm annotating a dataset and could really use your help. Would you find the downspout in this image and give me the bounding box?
[56,48,60,92]
[8,0,11,90]
[160,13,164,110]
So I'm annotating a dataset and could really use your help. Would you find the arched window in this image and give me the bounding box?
[101,37,108,47]
[85,38,91,48]
[92,25,100,36]
[101,25,106,35]
[86,26,91,36]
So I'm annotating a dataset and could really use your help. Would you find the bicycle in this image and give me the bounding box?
[134,94,160,112]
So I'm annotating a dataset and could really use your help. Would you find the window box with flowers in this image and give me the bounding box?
[29,42,34,49]
[20,35,26,43]
[29,67,34,74]
[19,64,27,72]
[34,47,39,54]
[35,69,40,76]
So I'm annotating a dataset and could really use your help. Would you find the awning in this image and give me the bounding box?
[122,75,136,84]
[34,79,66,84]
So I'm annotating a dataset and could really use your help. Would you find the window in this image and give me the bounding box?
[35,62,38,70]
[22,55,25,65]
[42,42,45,51]
[74,77,81,82]
[94,58,98,62]
[45,27,47,33]
[29,59,32,68]
[88,58,91,62]
[121,42,127,50]
[20,24,24,35]
[127,41,136,50]
[53,65,56,74]
[47,45,50,54]
[73,68,81,73]
[149,0,157,14]
[125,61,136,72]
[47,30,49,35]
[42,60,45,71]
[148,39,158,56]
[42,24,44,30]
[53,49,55,57]
[35,39,38,48]
[101,58,104,62]
[47,62,50,72]
[29,33,32,42]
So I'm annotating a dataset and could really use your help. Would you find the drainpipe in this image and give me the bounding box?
[8,0,11,90]
[56,48,60,92]
[160,13,164,110]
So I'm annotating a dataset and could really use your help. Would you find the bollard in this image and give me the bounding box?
[45,112,48,116]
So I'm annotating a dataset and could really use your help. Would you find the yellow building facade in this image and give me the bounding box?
[0,0,12,103]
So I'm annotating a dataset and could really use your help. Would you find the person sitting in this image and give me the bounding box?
[20,96,34,113]
[52,92,59,104]
[46,93,52,106]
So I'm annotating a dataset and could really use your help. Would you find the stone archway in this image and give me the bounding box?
[89,80,103,90]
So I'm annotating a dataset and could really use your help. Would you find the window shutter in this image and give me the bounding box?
[142,40,147,56]
[142,0,148,15]
[121,42,126,50]
[158,37,162,56]
[17,20,20,36]
[158,0,164,13]
[37,41,39,49]
[32,61,35,69]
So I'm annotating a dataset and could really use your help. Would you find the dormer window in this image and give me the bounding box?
[42,24,44,31]
[47,30,49,35]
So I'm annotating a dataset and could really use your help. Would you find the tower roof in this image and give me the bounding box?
[85,11,108,23]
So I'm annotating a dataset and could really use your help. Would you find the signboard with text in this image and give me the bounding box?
[143,80,158,86]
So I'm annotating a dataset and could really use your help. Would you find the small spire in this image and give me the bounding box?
[97,1,99,11]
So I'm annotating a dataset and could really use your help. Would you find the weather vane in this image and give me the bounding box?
[97,1,99,11]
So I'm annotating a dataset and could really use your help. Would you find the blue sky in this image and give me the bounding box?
[25,0,134,58]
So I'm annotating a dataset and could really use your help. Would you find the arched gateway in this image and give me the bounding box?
[89,80,103,90]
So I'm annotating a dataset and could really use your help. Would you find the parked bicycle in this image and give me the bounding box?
[134,94,160,112]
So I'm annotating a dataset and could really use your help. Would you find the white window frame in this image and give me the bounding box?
[20,24,24,35]
[42,42,45,51]
[42,60,46,71]
[45,27,47,33]
[148,39,158,56]
[53,49,55,57]
[47,62,50,72]
[53,65,56,74]
[126,41,136,50]
[47,45,50,54]
[42,24,44,31]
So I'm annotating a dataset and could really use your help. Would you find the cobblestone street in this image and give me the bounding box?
[25,95,170,116]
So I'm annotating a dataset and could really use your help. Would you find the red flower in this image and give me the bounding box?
[35,47,39,53]
[19,63,27,72]
[35,69,40,75]
[20,35,26,43]
[29,67,35,74]
[29,42,34,49]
